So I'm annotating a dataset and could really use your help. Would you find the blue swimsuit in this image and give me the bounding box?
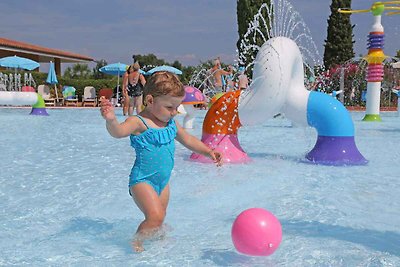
[129,115,177,195]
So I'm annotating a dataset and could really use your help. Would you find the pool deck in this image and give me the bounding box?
[0,103,104,109]
[347,106,398,112]
[2,105,398,111]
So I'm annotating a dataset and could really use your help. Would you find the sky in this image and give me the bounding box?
[0,0,399,72]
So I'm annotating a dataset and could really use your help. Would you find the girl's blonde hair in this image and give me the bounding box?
[143,72,184,105]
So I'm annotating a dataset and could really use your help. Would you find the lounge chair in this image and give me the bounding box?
[82,86,97,107]
[21,86,36,92]
[37,84,56,106]
[98,88,113,105]
[62,86,78,107]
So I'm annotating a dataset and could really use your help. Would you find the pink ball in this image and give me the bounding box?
[231,208,282,256]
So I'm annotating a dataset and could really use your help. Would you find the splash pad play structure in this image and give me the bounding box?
[2,1,400,265]
[191,0,371,166]
[180,85,206,129]
[191,37,367,166]
[0,91,49,115]
[339,1,400,121]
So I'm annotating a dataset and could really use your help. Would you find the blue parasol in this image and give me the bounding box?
[46,61,58,84]
[146,65,182,75]
[99,62,128,76]
[46,61,59,101]
[99,63,146,75]
[0,55,40,70]
[99,63,128,103]
[0,55,40,90]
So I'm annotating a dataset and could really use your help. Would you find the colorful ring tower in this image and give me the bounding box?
[363,3,386,121]
[339,1,400,121]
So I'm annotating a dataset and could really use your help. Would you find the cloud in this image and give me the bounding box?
[1,0,398,68]
[175,53,197,62]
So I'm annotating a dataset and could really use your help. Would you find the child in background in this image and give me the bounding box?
[237,67,249,90]
[100,71,223,252]
[225,66,236,92]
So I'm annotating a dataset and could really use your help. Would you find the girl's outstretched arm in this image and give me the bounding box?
[175,120,223,166]
[100,98,142,138]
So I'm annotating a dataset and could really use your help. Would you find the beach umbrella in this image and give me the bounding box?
[46,61,59,100]
[146,65,182,75]
[0,55,40,90]
[62,86,76,99]
[0,55,40,70]
[99,63,146,75]
[99,63,128,103]
[99,62,128,76]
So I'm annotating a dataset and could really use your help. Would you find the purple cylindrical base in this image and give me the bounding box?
[30,108,49,116]
[306,136,367,166]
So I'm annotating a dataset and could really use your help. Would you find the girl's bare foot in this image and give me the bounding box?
[131,225,169,252]
[132,239,144,253]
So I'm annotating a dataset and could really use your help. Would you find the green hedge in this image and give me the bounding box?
[30,72,116,98]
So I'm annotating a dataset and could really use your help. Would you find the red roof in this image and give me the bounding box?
[0,37,93,62]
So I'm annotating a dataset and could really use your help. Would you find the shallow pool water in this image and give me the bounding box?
[0,108,399,266]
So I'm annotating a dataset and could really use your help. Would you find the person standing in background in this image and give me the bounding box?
[237,67,249,90]
[126,62,146,116]
[122,65,132,116]
[210,58,233,92]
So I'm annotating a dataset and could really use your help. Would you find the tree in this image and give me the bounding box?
[396,50,400,58]
[236,0,271,73]
[92,59,108,79]
[171,60,183,72]
[133,54,166,71]
[324,0,355,70]
[63,63,92,79]
[181,65,196,85]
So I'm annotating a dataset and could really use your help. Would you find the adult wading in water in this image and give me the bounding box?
[123,62,146,116]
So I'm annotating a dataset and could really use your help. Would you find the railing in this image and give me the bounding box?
[0,72,37,91]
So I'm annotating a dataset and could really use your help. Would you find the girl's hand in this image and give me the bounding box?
[209,150,223,167]
[100,98,116,121]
